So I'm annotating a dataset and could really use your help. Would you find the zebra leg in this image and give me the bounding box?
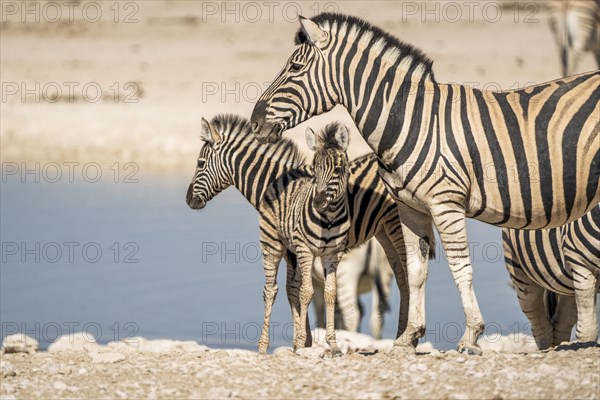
[335,254,363,333]
[572,265,599,343]
[284,251,313,348]
[393,205,432,351]
[551,294,577,346]
[434,211,484,355]
[505,254,553,350]
[312,268,326,329]
[370,244,394,340]
[323,255,343,357]
[258,240,285,354]
[376,231,409,341]
[294,248,315,352]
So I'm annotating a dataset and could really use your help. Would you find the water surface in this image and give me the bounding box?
[1,175,532,350]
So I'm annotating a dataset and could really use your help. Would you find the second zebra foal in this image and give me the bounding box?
[258,124,351,356]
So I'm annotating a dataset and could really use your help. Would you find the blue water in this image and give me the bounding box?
[0,174,531,351]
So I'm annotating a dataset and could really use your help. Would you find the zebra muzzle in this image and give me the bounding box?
[313,191,332,212]
[186,184,206,210]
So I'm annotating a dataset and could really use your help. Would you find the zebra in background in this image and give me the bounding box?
[257,123,351,356]
[549,0,600,76]
[504,205,600,349]
[312,239,393,339]
[186,114,435,353]
[250,13,600,355]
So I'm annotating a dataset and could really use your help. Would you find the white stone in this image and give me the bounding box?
[2,334,38,354]
[88,351,125,364]
[52,381,67,390]
[479,333,538,353]
[1,360,16,377]
[106,337,209,354]
[272,347,294,357]
[224,349,256,358]
[47,334,100,353]
[295,347,326,359]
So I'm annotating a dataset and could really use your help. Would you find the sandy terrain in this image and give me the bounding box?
[2,333,599,400]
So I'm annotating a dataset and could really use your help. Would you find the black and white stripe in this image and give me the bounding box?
[504,204,600,349]
[250,13,600,354]
[186,114,434,353]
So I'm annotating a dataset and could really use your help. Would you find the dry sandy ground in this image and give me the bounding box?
[1,333,599,400]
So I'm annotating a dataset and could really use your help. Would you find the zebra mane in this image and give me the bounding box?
[295,13,435,81]
[319,122,349,150]
[209,114,305,165]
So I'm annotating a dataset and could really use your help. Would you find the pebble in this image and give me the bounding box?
[455,357,466,363]
[295,347,326,359]
[89,351,126,364]
[408,363,428,372]
[2,335,39,354]
[52,381,67,390]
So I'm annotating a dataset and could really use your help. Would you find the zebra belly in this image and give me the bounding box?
[505,228,576,295]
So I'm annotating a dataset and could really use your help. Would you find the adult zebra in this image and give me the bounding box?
[186,114,435,353]
[504,205,600,349]
[549,0,600,77]
[250,13,600,354]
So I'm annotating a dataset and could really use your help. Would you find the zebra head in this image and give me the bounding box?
[251,16,338,144]
[186,116,234,210]
[306,123,350,213]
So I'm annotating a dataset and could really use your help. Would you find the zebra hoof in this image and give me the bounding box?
[457,343,482,356]
[330,348,343,358]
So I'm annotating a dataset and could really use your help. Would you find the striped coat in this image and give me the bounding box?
[504,205,600,349]
[187,114,434,352]
[250,13,600,354]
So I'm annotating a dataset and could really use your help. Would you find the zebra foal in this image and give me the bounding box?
[504,205,600,349]
[250,13,600,354]
[258,123,351,355]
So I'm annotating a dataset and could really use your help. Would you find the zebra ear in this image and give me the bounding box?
[299,16,328,47]
[334,125,349,151]
[305,126,318,151]
[200,117,222,145]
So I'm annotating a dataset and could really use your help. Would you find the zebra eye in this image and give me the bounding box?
[334,166,344,174]
[197,159,206,170]
[290,62,304,72]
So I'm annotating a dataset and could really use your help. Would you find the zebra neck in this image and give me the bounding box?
[340,71,440,171]
[311,192,349,225]
[230,137,304,209]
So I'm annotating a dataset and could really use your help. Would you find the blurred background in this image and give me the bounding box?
[1,0,598,350]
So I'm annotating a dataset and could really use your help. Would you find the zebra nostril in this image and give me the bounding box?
[252,122,259,132]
